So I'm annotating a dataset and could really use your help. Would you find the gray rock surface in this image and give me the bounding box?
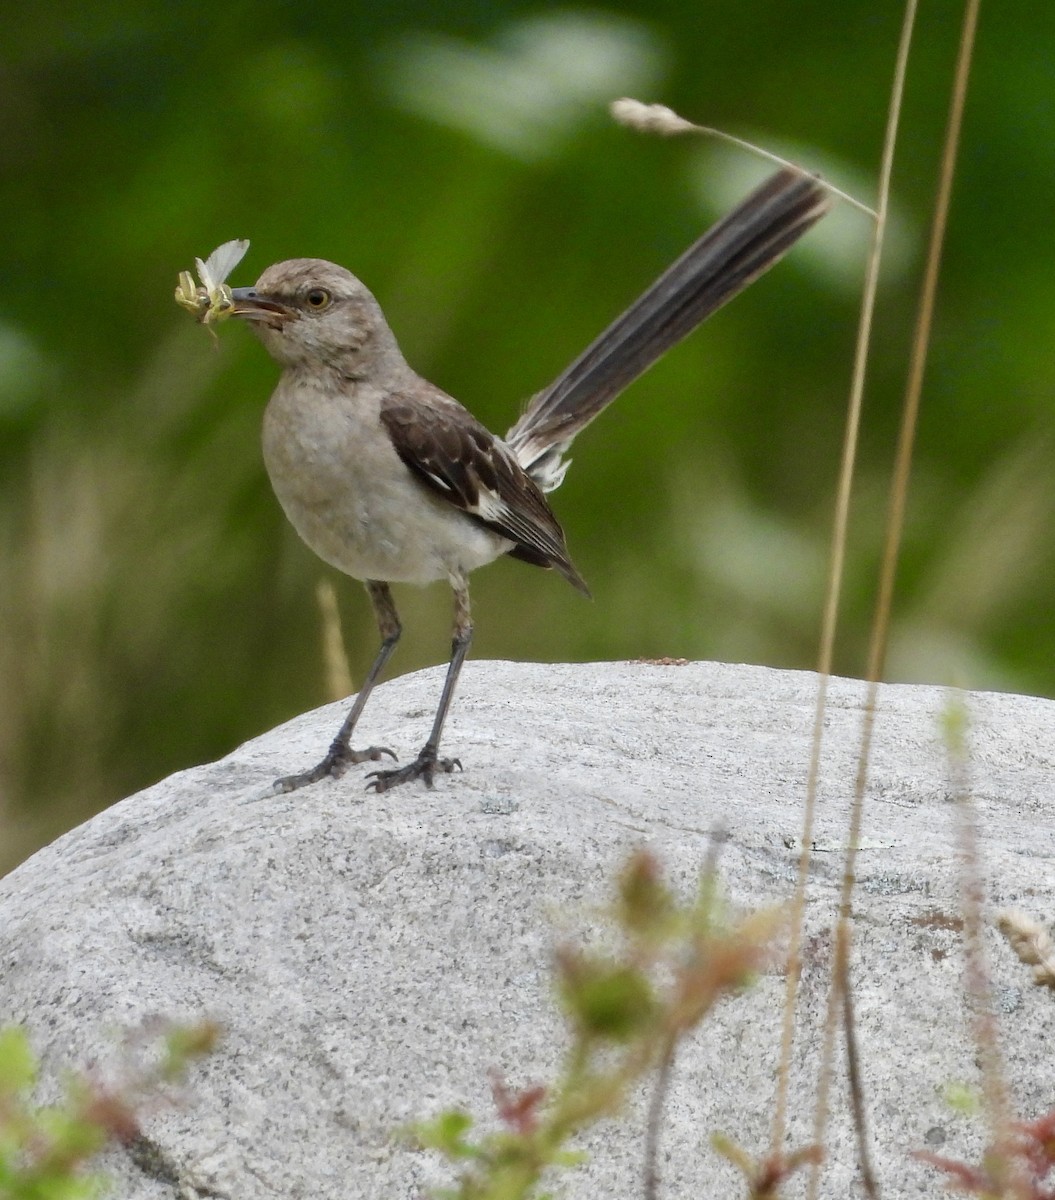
[1,659,1053,1199]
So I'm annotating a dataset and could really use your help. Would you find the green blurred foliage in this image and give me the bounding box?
[2,3,1054,872]
[0,1020,218,1198]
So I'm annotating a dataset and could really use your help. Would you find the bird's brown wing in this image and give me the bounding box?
[380,391,589,594]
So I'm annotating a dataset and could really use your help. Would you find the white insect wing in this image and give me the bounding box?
[196,240,251,292]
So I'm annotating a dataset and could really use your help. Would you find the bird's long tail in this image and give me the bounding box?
[505,166,831,491]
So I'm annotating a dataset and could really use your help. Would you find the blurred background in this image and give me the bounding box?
[2,3,1053,874]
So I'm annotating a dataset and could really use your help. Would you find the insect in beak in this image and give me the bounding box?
[174,239,251,326]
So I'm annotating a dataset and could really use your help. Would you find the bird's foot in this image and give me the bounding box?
[366,746,462,793]
[273,742,397,795]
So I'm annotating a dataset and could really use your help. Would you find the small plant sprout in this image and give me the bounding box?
[0,1019,219,1199]
[174,239,250,326]
[414,850,790,1199]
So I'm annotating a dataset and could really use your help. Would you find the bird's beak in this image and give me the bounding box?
[228,287,293,324]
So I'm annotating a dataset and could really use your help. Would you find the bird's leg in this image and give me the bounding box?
[367,575,472,792]
[273,580,401,794]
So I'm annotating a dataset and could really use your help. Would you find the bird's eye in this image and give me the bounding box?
[304,288,331,310]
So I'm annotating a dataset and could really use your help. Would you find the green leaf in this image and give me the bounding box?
[560,960,656,1043]
[416,1109,478,1158]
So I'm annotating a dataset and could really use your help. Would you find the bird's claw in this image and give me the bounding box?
[366,750,462,793]
[273,742,397,794]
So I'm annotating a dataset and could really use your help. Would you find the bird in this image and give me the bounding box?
[223,166,831,793]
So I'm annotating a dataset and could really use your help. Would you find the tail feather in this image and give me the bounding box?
[506,167,831,490]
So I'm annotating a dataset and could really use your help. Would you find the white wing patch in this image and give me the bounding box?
[469,485,512,525]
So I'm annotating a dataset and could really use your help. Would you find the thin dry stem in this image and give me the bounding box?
[642,1035,676,1200]
[316,578,353,702]
[609,97,876,219]
[866,0,979,684]
[944,698,1030,1198]
[770,0,920,1176]
[808,1,980,1196]
[841,983,879,1198]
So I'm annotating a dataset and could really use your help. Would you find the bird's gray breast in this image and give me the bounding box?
[261,374,508,584]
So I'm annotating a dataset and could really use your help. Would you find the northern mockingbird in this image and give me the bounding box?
[223,167,830,793]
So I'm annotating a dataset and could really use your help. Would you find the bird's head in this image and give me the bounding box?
[229,258,406,377]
